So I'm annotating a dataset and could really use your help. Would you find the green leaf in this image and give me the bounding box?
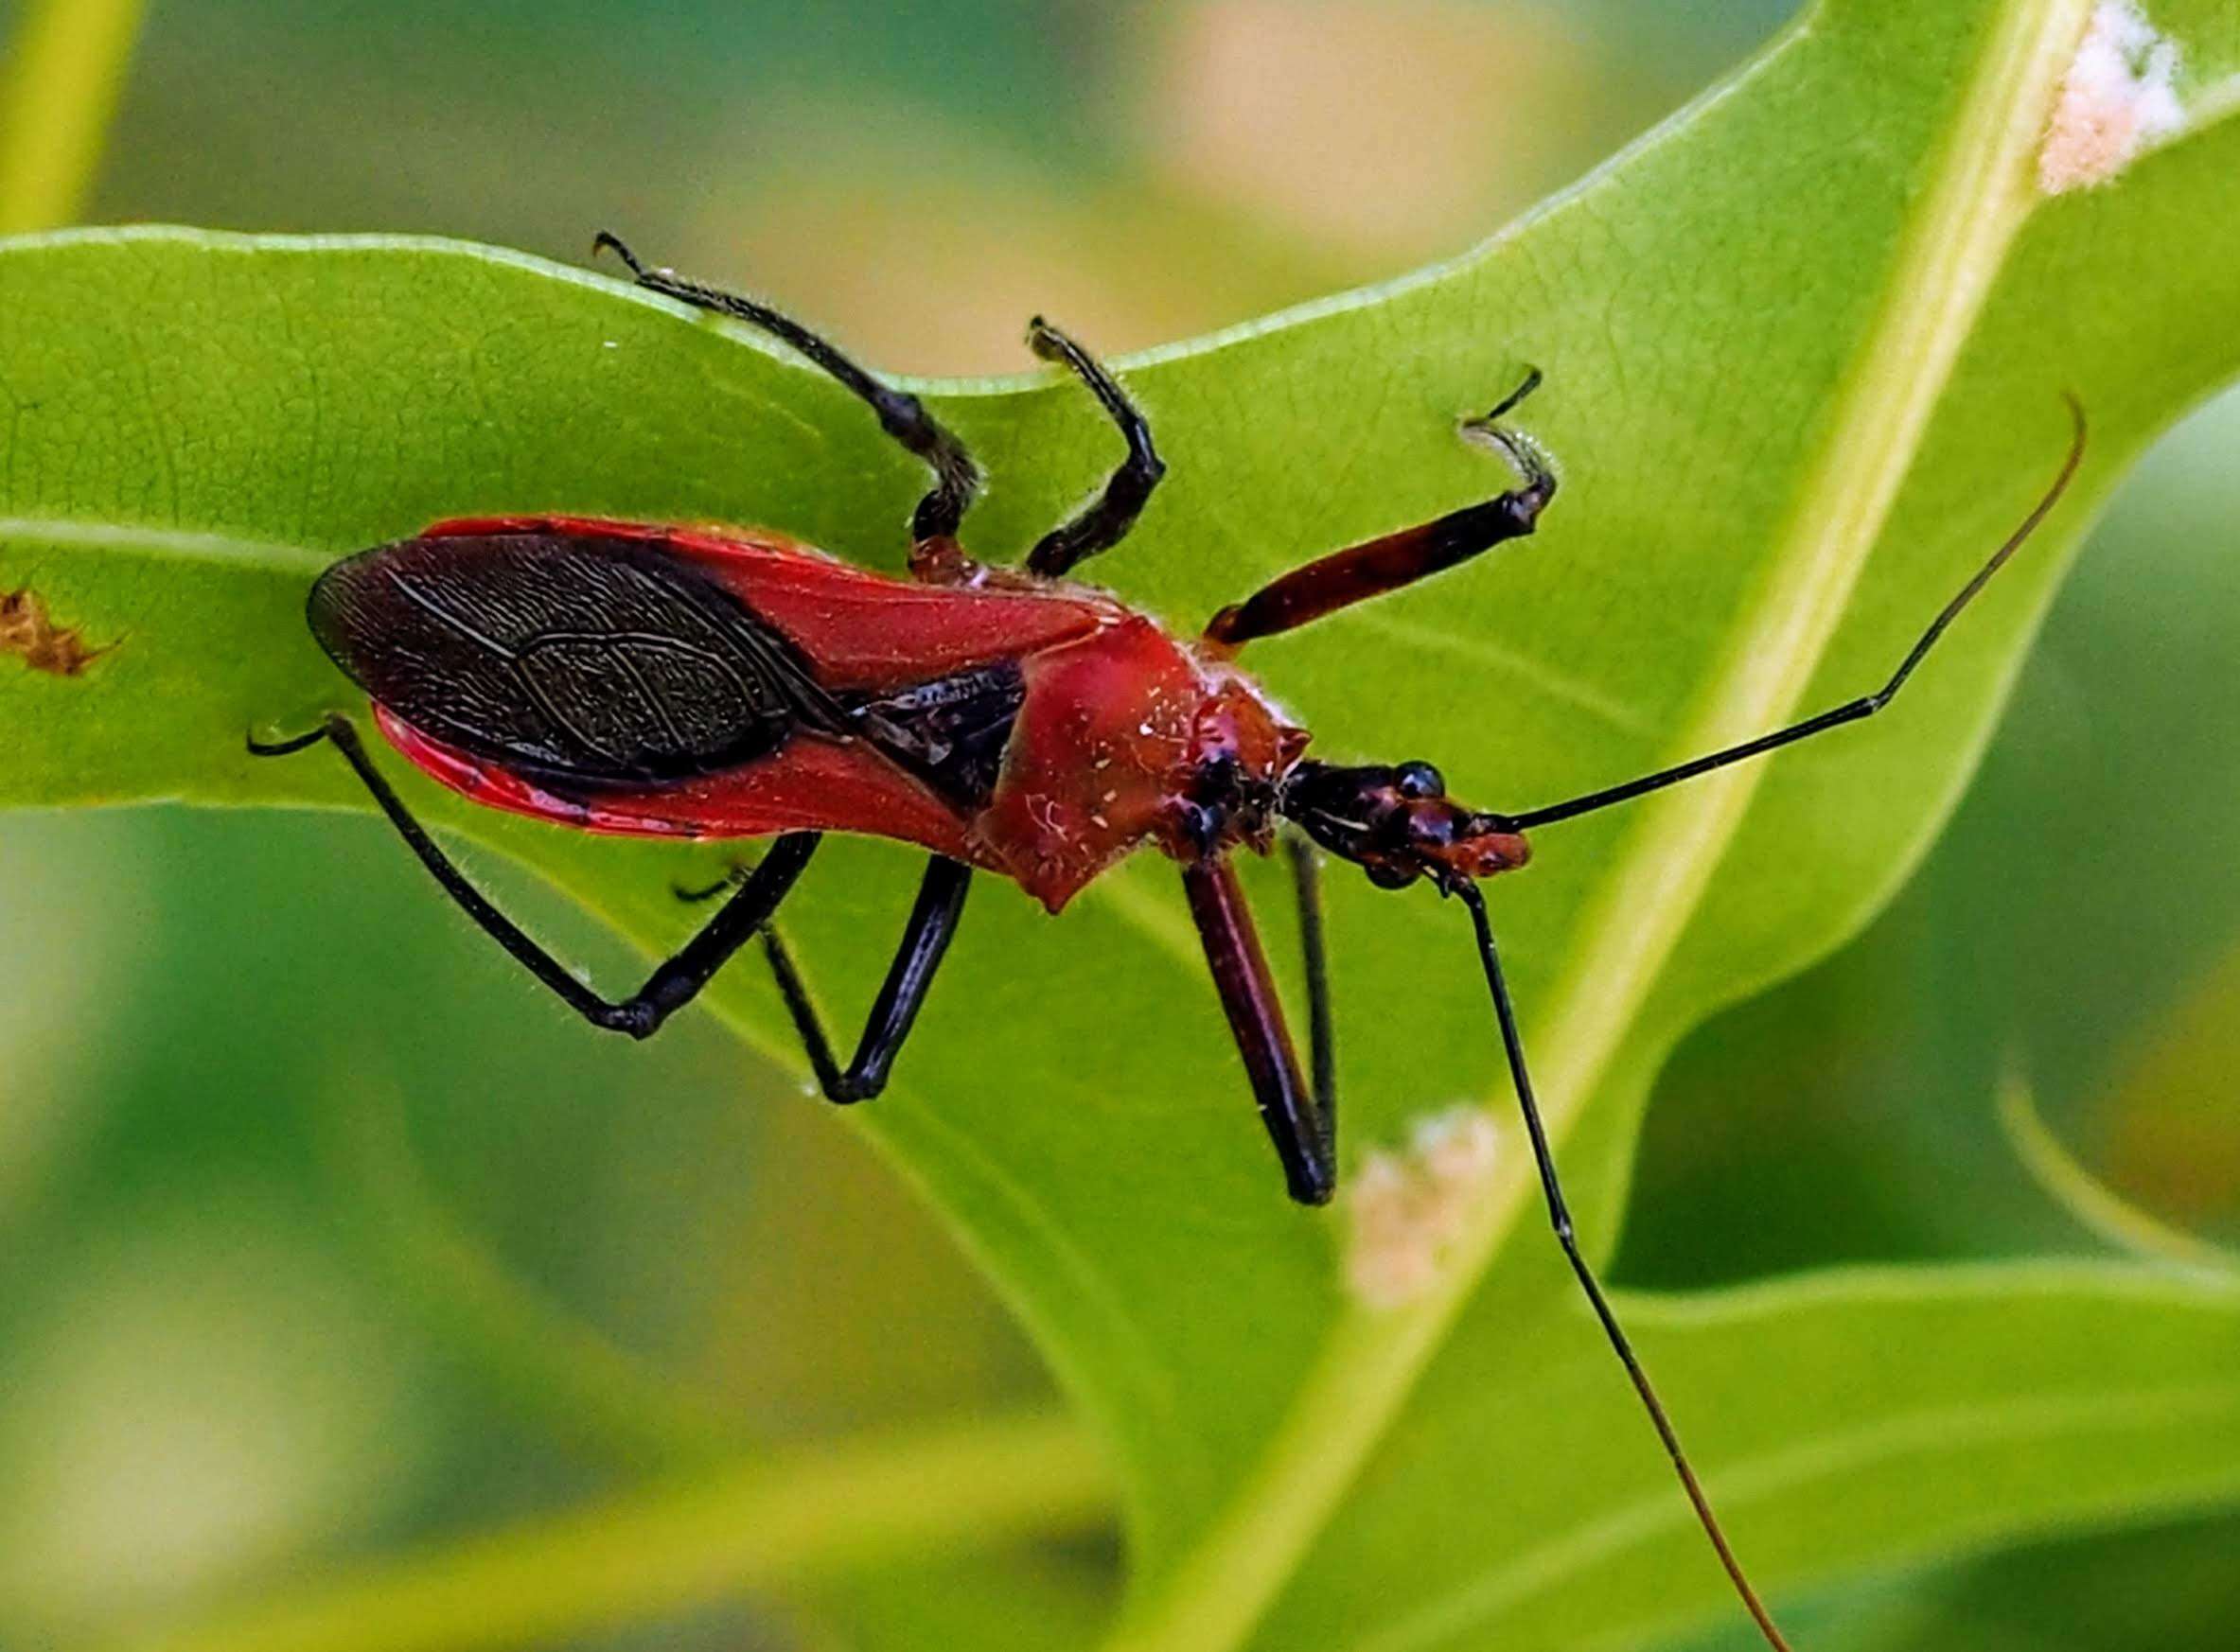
[7,0,2240,1647]
[1301,1264,2240,1652]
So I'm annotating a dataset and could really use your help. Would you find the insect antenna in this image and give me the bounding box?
[1504,397,2088,833]
[1453,880,1794,1652]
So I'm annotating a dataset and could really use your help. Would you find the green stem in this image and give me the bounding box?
[108,1412,1111,1652]
[0,0,147,232]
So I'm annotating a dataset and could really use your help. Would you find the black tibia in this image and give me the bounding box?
[1205,368,1555,648]
[1183,855,1335,1205]
[246,715,820,1039]
[309,531,851,790]
[1506,395,2089,833]
[1455,883,1793,1652]
[760,855,974,1103]
[593,232,980,541]
[1022,318,1167,579]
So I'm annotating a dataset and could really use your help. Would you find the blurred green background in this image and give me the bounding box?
[0,1,2233,1647]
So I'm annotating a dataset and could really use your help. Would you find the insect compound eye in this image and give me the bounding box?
[1394,761,1444,800]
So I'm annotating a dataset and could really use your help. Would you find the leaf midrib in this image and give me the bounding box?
[1102,3,2094,1648]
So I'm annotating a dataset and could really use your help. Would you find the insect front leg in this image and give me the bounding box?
[1204,368,1554,647]
[1183,854,1335,1205]
[758,854,975,1103]
[1288,835,1337,1147]
[248,716,819,1038]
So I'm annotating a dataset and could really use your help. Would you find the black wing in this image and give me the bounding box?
[309,532,851,787]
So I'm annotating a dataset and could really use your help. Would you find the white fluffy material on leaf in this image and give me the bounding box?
[2039,1,2185,194]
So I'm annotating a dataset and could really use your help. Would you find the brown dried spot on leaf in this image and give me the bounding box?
[1,587,115,677]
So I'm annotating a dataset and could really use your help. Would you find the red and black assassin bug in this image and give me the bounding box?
[251,234,2085,1652]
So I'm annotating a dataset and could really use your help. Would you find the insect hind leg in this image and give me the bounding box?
[593,232,980,541]
[251,712,820,1039]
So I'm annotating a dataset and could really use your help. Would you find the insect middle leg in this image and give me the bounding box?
[592,231,980,540]
[247,715,820,1038]
[757,854,975,1103]
[1204,368,1554,647]
[1021,319,1167,579]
